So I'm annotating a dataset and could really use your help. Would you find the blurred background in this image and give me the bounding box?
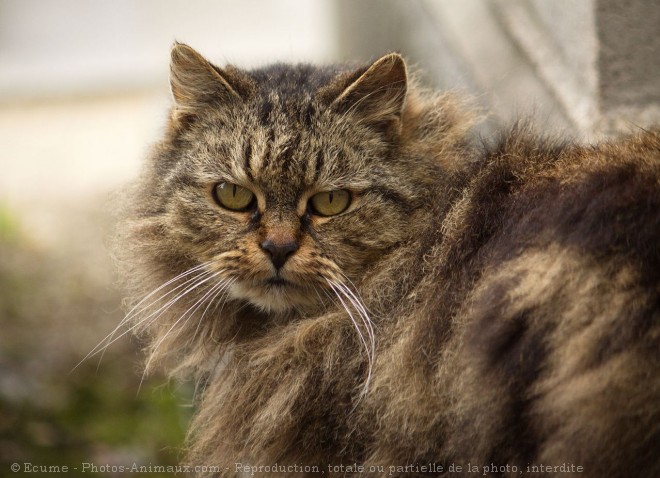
[1,0,658,476]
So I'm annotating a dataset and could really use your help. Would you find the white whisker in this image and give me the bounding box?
[94,266,214,369]
[326,279,374,396]
[329,280,374,353]
[190,277,236,345]
[104,270,216,349]
[330,278,375,353]
[123,263,211,324]
[209,277,236,316]
[69,262,215,373]
[139,270,228,391]
[74,269,219,373]
[338,271,384,320]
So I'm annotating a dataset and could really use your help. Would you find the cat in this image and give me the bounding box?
[116,43,660,477]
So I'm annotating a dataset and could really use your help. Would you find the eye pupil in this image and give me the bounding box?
[309,189,351,217]
[213,182,255,211]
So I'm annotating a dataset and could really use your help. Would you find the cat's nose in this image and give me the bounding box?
[260,239,299,269]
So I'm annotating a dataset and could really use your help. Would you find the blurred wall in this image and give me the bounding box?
[0,0,337,101]
[336,0,660,138]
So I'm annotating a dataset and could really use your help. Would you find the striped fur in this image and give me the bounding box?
[118,44,660,477]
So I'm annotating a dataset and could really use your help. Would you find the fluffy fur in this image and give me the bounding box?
[117,43,660,477]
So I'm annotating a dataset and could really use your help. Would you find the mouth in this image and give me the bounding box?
[264,276,293,287]
[229,275,316,313]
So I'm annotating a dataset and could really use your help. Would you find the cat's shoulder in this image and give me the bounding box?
[460,126,660,258]
[452,125,659,369]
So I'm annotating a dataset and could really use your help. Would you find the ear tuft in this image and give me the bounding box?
[169,42,253,113]
[322,53,408,137]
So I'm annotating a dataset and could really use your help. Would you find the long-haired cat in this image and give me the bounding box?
[116,43,660,477]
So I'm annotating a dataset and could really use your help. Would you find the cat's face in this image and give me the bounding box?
[150,45,413,313]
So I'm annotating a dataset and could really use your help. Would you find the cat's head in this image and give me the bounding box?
[133,43,424,314]
[128,42,472,332]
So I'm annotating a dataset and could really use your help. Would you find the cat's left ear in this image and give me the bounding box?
[321,53,408,138]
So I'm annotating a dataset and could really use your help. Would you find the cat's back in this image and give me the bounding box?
[458,127,659,266]
[438,127,660,477]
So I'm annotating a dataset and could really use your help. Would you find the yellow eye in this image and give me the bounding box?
[309,189,351,217]
[213,182,255,211]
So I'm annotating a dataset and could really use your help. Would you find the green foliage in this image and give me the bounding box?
[1,374,192,477]
[0,208,193,477]
[0,203,20,243]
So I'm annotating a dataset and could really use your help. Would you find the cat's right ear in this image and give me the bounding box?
[319,53,408,139]
[169,42,254,116]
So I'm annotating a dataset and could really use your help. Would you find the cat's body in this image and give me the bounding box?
[120,44,660,477]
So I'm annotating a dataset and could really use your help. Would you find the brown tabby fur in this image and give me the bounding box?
[118,43,660,477]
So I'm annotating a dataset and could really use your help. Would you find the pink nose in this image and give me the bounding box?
[260,240,299,269]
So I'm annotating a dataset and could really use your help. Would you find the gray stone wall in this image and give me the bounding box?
[336,0,660,139]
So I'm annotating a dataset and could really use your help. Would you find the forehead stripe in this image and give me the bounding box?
[243,140,254,180]
[259,100,273,126]
[261,128,276,170]
[312,149,324,182]
[277,132,301,175]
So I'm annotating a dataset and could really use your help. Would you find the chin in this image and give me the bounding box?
[230,280,318,314]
